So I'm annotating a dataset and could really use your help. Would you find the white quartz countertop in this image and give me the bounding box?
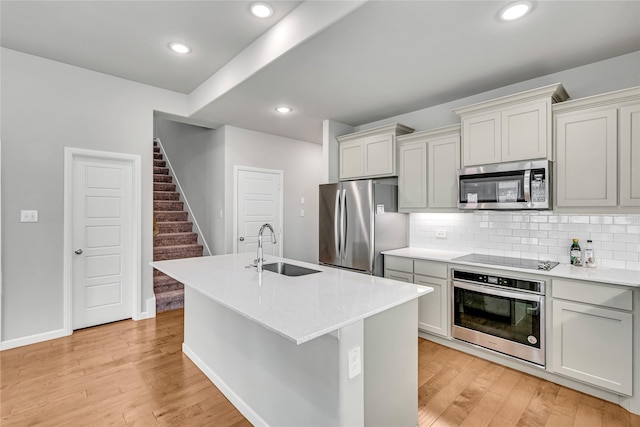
[382,247,640,287]
[151,253,430,345]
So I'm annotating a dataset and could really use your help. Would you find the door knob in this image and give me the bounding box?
[239,236,245,241]
[75,249,83,255]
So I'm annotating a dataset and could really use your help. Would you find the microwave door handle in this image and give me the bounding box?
[523,169,531,203]
[335,190,341,257]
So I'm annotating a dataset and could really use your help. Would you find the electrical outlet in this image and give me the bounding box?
[20,210,38,223]
[348,347,362,379]
[300,197,305,204]
[300,209,305,217]
[435,229,447,238]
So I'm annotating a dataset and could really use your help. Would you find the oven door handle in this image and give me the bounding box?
[453,280,543,303]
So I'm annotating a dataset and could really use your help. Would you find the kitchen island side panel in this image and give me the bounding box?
[183,286,343,426]
[364,299,418,427]
[183,286,341,426]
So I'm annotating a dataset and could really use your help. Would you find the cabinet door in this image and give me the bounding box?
[620,103,640,206]
[552,299,632,395]
[462,112,501,166]
[415,275,448,337]
[428,134,460,208]
[502,100,548,162]
[363,134,395,177]
[339,140,363,180]
[555,108,618,207]
[398,140,427,211]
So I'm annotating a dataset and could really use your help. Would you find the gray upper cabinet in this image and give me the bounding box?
[337,123,414,181]
[620,102,640,206]
[553,87,640,208]
[397,125,460,212]
[454,83,569,167]
[555,106,618,207]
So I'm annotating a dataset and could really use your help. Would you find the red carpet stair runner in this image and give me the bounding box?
[153,141,203,312]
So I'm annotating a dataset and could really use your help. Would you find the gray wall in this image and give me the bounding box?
[1,48,187,343]
[357,51,640,133]
[322,119,354,183]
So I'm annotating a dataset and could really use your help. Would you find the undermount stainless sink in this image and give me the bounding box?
[262,262,321,277]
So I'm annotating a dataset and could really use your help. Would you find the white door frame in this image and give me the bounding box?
[0,137,3,343]
[63,147,142,335]
[233,165,283,256]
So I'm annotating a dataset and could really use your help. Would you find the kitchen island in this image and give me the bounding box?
[151,253,431,427]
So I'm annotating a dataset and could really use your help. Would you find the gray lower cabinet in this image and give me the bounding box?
[384,256,449,337]
[551,278,633,396]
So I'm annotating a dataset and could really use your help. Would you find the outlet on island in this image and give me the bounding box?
[348,346,362,379]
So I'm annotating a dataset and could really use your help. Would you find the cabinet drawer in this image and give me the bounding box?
[552,279,632,311]
[414,260,447,278]
[385,270,413,283]
[385,256,413,273]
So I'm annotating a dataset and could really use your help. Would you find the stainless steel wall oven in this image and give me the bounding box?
[451,269,545,366]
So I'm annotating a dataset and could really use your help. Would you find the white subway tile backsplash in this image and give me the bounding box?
[614,233,639,244]
[627,261,640,270]
[602,259,626,269]
[614,216,637,225]
[602,224,627,233]
[409,212,640,271]
[530,216,548,223]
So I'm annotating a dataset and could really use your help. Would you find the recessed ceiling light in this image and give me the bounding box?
[168,42,192,54]
[251,2,273,18]
[275,106,292,114]
[499,1,532,21]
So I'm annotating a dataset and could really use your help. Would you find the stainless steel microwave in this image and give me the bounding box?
[457,160,551,210]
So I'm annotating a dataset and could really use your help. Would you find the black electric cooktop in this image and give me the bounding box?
[452,253,559,271]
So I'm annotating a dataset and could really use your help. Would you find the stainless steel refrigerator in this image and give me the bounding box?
[319,179,407,276]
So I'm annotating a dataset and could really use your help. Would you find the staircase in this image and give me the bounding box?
[153,140,203,312]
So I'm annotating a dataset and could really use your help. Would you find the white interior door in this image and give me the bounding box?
[72,157,133,329]
[235,167,283,257]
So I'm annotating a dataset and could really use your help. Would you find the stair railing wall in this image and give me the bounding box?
[154,138,212,256]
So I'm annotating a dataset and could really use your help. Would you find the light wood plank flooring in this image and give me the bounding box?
[2,310,638,426]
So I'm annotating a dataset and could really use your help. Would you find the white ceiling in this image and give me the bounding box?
[2,1,640,144]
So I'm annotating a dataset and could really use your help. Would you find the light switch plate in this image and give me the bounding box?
[21,210,38,223]
[348,347,362,379]
[300,209,305,217]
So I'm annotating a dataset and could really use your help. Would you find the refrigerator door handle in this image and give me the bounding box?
[334,189,341,257]
[341,189,347,260]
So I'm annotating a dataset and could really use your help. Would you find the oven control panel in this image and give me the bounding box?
[453,269,544,294]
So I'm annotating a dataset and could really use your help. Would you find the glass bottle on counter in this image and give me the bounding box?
[570,238,582,266]
[584,239,597,268]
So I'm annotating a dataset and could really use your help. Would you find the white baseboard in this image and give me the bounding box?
[1,328,69,351]
[182,343,268,427]
[134,296,157,321]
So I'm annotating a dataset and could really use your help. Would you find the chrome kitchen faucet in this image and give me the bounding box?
[256,223,276,272]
